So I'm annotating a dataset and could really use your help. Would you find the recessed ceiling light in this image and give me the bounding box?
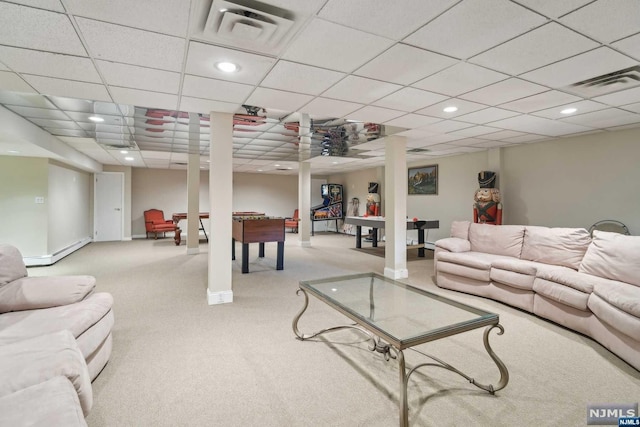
[215,62,239,73]
[274,164,280,167]
[332,161,339,164]
[560,107,577,115]
[89,116,104,122]
[257,169,263,172]
[120,150,128,154]
[443,106,458,113]
[7,150,19,154]
[124,156,134,161]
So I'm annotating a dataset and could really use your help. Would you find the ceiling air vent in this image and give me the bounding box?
[202,0,294,53]
[565,65,640,97]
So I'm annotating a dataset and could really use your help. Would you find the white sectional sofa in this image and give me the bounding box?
[435,222,640,371]
[0,243,114,425]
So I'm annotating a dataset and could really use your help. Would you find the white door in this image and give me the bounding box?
[95,172,123,241]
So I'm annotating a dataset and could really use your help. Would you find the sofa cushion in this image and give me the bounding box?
[0,244,27,286]
[0,330,92,415]
[0,275,96,314]
[588,293,640,341]
[437,252,513,282]
[491,258,539,276]
[469,223,525,258]
[579,231,640,287]
[451,220,471,240]
[536,267,603,294]
[533,278,590,311]
[0,292,113,348]
[0,376,87,427]
[521,226,591,270]
[435,237,471,253]
[592,279,640,319]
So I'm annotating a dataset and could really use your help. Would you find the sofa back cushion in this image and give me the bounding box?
[521,226,591,270]
[450,220,471,240]
[579,230,640,287]
[0,244,27,286]
[469,223,525,258]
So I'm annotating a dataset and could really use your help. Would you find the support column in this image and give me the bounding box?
[298,113,312,247]
[208,112,233,305]
[186,113,200,255]
[384,136,408,279]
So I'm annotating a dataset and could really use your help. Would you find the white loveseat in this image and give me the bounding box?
[434,222,640,371]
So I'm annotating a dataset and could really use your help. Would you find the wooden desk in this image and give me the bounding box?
[172,212,209,244]
[344,216,440,257]
[232,217,285,273]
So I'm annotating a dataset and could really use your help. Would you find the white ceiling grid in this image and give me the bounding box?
[0,0,636,175]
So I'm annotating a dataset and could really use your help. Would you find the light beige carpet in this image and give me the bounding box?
[30,232,640,426]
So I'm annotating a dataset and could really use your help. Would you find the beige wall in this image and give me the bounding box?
[0,157,49,256]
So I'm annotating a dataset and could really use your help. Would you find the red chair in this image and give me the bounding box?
[284,209,300,233]
[144,209,181,244]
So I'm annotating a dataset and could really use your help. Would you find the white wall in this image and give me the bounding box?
[48,162,91,254]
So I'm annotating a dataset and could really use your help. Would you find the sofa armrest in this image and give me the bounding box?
[435,237,471,253]
[0,275,96,314]
[0,330,93,416]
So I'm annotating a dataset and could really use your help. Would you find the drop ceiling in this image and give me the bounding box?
[0,0,639,176]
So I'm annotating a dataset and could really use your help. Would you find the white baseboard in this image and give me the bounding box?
[24,238,92,267]
[187,247,200,255]
[384,267,409,280]
[207,289,233,305]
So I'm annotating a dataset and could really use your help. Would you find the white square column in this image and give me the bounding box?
[207,112,233,305]
[298,113,312,247]
[187,113,201,255]
[384,136,408,279]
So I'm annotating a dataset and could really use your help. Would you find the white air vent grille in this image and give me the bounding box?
[566,66,640,97]
[204,0,294,51]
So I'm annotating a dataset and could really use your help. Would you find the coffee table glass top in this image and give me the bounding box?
[300,272,498,349]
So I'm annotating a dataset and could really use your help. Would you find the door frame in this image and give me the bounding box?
[94,172,125,242]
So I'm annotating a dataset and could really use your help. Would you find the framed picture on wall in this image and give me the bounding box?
[408,164,438,195]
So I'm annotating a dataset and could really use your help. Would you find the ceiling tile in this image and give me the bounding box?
[11,0,65,12]
[383,114,441,129]
[96,61,180,94]
[22,75,111,101]
[612,33,640,61]
[502,133,549,143]
[321,76,402,104]
[470,23,599,75]
[109,87,177,110]
[415,98,487,119]
[455,107,520,124]
[448,125,502,138]
[412,62,508,97]
[477,130,525,140]
[301,97,362,118]
[620,102,640,114]
[373,87,448,112]
[513,0,594,18]
[5,105,69,120]
[64,0,189,37]
[355,44,457,85]
[261,61,345,96]
[0,71,36,93]
[489,114,592,136]
[499,90,582,113]
[521,47,638,88]
[0,3,86,55]
[0,46,101,83]
[419,120,474,134]
[560,108,640,128]
[182,75,253,104]
[345,106,405,123]
[76,18,185,72]
[403,0,546,59]
[244,88,313,113]
[560,0,639,43]
[531,100,608,119]
[185,42,276,85]
[593,86,640,107]
[282,19,394,72]
[318,0,459,40]
[460,78,548,105]
[179,97,240,115]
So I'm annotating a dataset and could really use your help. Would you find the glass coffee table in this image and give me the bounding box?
[292,272,509,427]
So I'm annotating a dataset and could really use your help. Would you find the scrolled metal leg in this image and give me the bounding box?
[292,288,376,342]
[392,347,409,427]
